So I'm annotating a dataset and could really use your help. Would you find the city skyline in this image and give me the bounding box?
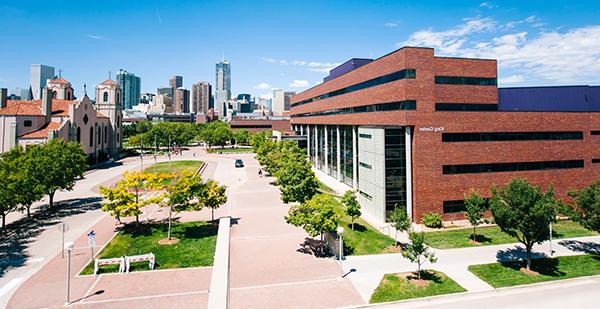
[1,1,599,100]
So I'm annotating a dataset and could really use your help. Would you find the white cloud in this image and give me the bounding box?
[259,93,273,100]
[290,80,310,88]
[86,34,107,40]
[402,17,496,54]
[385,22,399,28]
[261,57,341,73]
[253,82,271,90]
[401,16,600,84]
[499,75,524,84]
[480,2,497,9]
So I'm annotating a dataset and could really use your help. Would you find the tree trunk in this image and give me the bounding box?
[321,233,325,256]
[417,260,421,280]
[211,208,215,222]
[136,214,140,227]
[26,206,31,218]
[473,225,476,242]
[1,214,5,229]
[526,245,532,270]
[49,191,55,208]
[352,219,354,231]
[168,208,172,240]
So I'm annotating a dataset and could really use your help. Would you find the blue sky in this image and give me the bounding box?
[1,0,599,100]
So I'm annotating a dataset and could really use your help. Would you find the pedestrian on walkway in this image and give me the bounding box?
[258,169,263,177]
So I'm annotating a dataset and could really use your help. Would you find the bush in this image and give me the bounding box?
[422,212,443,228]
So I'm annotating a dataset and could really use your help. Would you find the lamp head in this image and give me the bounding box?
[337,226,345,234]
[65,241,74,251]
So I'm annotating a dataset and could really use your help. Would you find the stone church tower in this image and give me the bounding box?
[95,79,122,157]
[46,77,74,100]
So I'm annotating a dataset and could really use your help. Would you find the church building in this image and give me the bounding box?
[0,77,123,161]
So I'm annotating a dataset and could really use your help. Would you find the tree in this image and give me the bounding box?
[233,129,249,146]
[163,172,206,240]
[0,146,42,218]
[464,190,487,242]
[26,140,87,208]
[566,180,600,233]
[402,232,437,280]
[342,190,361,230]
[277,160,319,203]
[489,178,558,270]
[0,154,18,228]
[389,206,412,246]
[285,194,340,254]
[203,180,227,222]
[100,171,171,226]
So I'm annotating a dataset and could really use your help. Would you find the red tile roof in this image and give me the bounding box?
[48,77,71,85]
[100,79,118,86]
[19,121,63,139]
[0,99,77,116]
[97,111,109,118]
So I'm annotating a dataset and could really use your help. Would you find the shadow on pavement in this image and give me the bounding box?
[297,237,334,258]
[0,197,102,278]
[558,240,600,254]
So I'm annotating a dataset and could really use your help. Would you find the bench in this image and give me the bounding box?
[94,257,125,275]
[125,253,155,273]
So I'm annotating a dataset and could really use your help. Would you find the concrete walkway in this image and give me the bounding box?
[343,234,600,302]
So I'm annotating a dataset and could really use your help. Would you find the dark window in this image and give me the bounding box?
[104,126,107,143]
[291,100,416,118]
[24,120,32,127]
[359,162,372,169]
[230,124,272,129]
[359,133,372,139]
[592,159,600,164]
[592,131,600,135]
[443,160,584,174]
[435,103,498,111]
[359,191,372,201]
[385,128,406,220]
[76,127,81,142]
[443,200,466,213]
[435,76,497,86]
[328,126,337,178]
[442,131,584,142]
[97,126,101,145]
[292,69,416,107]
[89,127,94,147]
[103,92,108,102]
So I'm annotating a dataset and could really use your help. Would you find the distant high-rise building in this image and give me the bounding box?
[116,69,141,110]
[272,90,296,116]
[192,81,212,116]
[284,91,295,111]
[173,87,190,114]
[169,76,183,88]
[157,87,174,98]
[30,64,55,100]
[215,60,231,119]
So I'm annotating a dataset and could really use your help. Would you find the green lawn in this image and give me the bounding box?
[322,194,396,255]
[143,160,204,175]
[469,254,600,288]
[370,271,466,303]
[425,221,597,249]
[207,147,254,154]
[317,180,337,195]
[81,221,217,275]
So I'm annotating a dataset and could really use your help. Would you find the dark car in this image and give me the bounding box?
[235,159,244,168]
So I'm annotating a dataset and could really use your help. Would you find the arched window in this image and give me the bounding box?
[76,127,81,143]
[103,92,108,102]
[116,91,120,104]
[52,91,57,98]
[66,91,72,100]
[97,126,101,145]
[104,126,108,143]
[89,127,94,147]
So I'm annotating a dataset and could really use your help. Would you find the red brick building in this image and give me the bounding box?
[290,47,600,224]
[230,117,292,134]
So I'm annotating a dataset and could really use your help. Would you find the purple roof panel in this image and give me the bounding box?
[499,86,600,112]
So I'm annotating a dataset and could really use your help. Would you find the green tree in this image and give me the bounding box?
[204,179,227,222]
[389,206,412,246]
[402,232,437,280]
[277,160,319,203]
[285,194,340,254]
[489,178,558,270]
[342,190,361,230]
[464,190,487,242]
[163,172,206,239]
[566,180,600,233]
[26,140,87,208]
[233,129,249,146]
[100,171,171,226]
[0,152,19,228]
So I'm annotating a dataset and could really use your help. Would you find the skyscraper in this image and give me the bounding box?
[215,60,231,119]
[30,64,55,100]
[173,87,190,114]
[116,69,141,110]
[272,89,296,116]
[169,76,183,88]
[192,81,212,115]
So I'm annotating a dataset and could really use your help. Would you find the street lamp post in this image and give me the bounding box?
[337,226,345,280]
[65,241,74,305]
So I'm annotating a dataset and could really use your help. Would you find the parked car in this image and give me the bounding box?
[235,159,244,168]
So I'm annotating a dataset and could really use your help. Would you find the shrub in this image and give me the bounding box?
[422,212,443,228]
